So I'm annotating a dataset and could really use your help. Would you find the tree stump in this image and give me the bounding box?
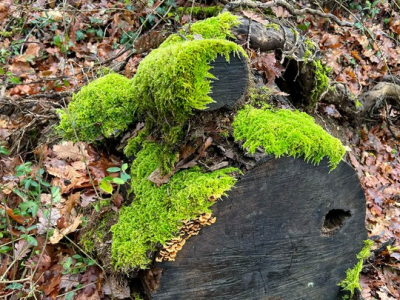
[148,157,367,299]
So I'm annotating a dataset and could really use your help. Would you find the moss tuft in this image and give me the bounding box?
[80,210,115,253]
[57,74,136,142]
[161,12,240,47]
[310,59,331,107]
[111,141,238,270]
[232,105,345,169]
[338,240,373,298]
[131,38,245,147]
[176,6,223,18]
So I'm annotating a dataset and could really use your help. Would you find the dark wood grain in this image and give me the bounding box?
[150,157,367,300]
[207,54,249,111]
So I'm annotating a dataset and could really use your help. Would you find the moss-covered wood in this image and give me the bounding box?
[149,157,367,299]
[56,12,352,275]
[233,105,345,169]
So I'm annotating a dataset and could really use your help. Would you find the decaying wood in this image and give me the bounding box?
[359,82,400,116]
[232,17,305,58]
[148,157,367,299]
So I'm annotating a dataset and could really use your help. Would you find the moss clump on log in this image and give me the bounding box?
[175,6,223,18]
[233,105,345,169]
[131,39,245,146]
[131,12,245,147]
[110,141,238,271]
[57,73,135,142]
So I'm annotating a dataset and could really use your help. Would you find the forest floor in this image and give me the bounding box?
[0,1,399,299]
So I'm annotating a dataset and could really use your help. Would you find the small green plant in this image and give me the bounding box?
[0,144,9,155]
[338,240,373,298]
[99,163,131,194]
[62,254,96,275]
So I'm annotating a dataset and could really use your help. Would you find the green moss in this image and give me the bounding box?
[310,59,331,107]
[57,74,136,142]
[303,38,316,61]
[161,12,241,47]
[124,129,149,157]
[232,105,345,169]
[111,141,238,270]
[0,31,13,38]
[176,6,223,18]
[131,37,245,147]
[300,39,331,108]
[338,240,373,298]
[249,86,272,106]
[265,23,280,31]
[80,211,115,253]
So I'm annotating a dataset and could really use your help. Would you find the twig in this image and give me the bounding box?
[223,0,354,27]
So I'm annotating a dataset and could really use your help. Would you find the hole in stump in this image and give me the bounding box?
[321,209,351,237]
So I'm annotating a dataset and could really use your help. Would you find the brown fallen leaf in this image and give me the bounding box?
[242,10,269,25]
[49,214,83,244]
[53,141,89,161]
[62,192,80,223]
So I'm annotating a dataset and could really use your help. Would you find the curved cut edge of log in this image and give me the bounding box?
[207,53,250,111]
[148,156,367,300]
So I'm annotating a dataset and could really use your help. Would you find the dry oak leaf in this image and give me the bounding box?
[53,141,89,161]
[242,10,269,25]
[8,61,35,77]
[14,239,32,260]
[15,42,41,64]
[49,213,83,244]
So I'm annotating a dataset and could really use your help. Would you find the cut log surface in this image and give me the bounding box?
[151,157,367,300]
[206,54,249,111]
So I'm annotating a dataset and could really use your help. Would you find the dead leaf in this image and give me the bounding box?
[14,239,32,260]
[49,214,83,244]
[0,204,31,224]
[242,10,269,25]
[76,290,101,300]
[209,161,229,171]
[147,167,172,187]
[271,6,291,18]
[8,61,34,77]
[62,192,80,222]
[112,193,124,208]
[253,52,284,85]
[41,9,63,21]
[81,190,98,207]
[53,141,89,161]
[37,207,61,234]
